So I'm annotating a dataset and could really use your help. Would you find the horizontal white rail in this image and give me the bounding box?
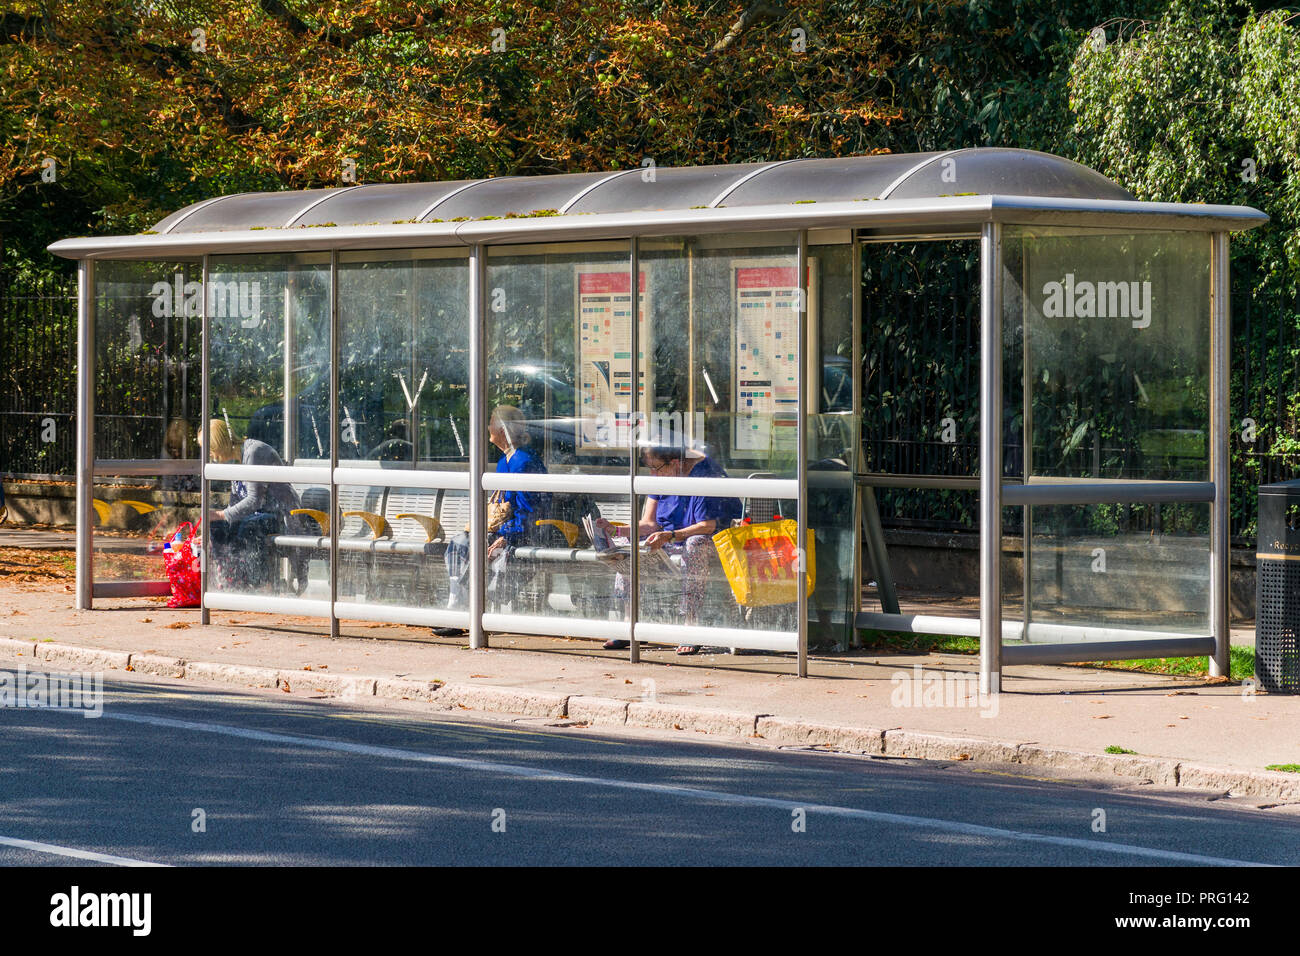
[333,467,470,490]
[205,463,331,484]
[334,602,469,629]
[1004,480,1215,506]
[480,473,629,494]
[482,612,631,642]
[856,611,1212,645]
[633,476,797,499]
[204,591,331,616]
[634,621,797,652]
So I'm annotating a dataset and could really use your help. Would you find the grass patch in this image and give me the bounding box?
[1105,745,1137,755]
[855,629,980,655]
[1266,764,1300,773]
[853,630,1256,683]
[1081,645,1255,682]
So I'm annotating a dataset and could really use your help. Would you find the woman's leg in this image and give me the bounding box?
[445,532,471,609]
[681,534,715,625]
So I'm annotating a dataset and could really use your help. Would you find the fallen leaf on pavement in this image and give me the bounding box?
[139,618,152,623]
[1092,715,1113,719]
[163,622,189,629]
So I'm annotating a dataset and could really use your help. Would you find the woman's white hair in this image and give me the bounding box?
[489,405,531,449]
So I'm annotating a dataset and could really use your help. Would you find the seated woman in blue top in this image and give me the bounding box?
[436,405,549,634]
[598,442,741,655]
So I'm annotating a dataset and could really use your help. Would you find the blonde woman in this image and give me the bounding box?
[200,420,304,590]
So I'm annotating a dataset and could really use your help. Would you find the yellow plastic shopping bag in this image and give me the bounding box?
[712,518,815,607]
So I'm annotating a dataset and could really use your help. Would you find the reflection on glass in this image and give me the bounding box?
[1006,229,1211,481]
[338,250,469,465]
[1027,502,1210,635]
[204,442,325,599]
[640,234,802,474]
[486,245,631,470]
[807,414,856,649]
[208,253,330,465]
[330,483,456,608]
[92,476,201,583]
[93,260,201,465]
[633,490,805,640]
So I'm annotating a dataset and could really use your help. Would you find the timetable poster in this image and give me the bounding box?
[575,267,650,452]
[732,260,815,455]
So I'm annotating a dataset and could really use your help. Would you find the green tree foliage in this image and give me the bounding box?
[1068,0,1300,536]
[2,0,1149,272]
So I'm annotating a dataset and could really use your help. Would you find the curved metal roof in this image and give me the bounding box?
[151,148,1136,234]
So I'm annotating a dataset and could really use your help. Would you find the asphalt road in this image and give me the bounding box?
[2,670,1298,867]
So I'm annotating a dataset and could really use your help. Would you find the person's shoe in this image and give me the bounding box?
[603,639,630,650]
[430,626,467,637]
[676,645,701,655]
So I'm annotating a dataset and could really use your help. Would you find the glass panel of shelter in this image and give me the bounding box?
[635,234,804,649]
[205,253,331,603]
[91,260,201,594]
[483,242,631,635]
[1004,226,1213,641]
[333,248,471,617]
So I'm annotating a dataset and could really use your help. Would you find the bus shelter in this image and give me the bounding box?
[50,148,1267,691]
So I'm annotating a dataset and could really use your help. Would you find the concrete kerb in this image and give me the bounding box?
[756,716,886,755]
[2,634,1299,802]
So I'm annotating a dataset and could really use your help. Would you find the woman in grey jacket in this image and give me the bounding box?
[202,420,305,590]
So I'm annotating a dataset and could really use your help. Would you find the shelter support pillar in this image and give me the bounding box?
[75,260,94,610]
[1210,232,1231,678]
[979,222,1003,695]
[200,255,211,625]
[329,251,340,640]
[796,229,809,677]
[469,244,487,650]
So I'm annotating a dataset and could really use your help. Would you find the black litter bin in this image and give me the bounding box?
[1256,479,1300,693]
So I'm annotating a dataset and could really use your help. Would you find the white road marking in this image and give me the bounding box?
[82,709,1266,867]
[0,835,167,867]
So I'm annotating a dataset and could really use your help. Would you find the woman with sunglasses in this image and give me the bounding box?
[599,442,741,655]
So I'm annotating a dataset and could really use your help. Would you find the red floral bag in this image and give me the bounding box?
[162,521,202,609]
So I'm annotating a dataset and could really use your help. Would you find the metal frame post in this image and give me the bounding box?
[1210,232,1231,677]
[329,251,340,639]
[1022,248,1033,640]
[468,244,488,649]
[979,222,1003,695]
[850,239,863,646]
[797,230,810,677]
[283,264,297,459]
[75,260,95,610]
[628,238,641,664]
[200,255,211,625]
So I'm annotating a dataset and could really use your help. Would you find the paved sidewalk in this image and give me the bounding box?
[0,580,1295,803]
